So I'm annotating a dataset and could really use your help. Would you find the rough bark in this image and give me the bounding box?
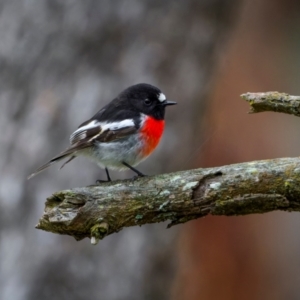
[37,157,300,244]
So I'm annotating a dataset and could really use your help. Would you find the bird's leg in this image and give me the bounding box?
[105,168,112,181]
[122,161,145,177]
[96,168,112,184]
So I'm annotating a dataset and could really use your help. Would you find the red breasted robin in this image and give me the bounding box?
[28,83,176,181]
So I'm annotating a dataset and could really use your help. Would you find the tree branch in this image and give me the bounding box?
[37,157,300,244]
[241,92,300,116]
[36,91,300,244]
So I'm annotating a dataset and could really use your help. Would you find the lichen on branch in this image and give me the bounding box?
[37,157,300,244]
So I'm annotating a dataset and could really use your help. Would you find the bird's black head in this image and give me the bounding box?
[119,83,176,120]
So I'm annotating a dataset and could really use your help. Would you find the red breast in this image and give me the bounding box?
[140,116,165,157]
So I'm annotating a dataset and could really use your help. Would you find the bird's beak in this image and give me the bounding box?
[162,100,177,106]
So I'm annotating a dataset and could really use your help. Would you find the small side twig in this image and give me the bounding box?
[241,92,300,117]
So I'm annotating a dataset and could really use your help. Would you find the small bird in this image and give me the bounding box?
[28,83,176,181]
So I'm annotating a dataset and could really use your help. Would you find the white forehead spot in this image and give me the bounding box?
[158,93,166,102]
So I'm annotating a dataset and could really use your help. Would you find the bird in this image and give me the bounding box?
[28,83,176,181]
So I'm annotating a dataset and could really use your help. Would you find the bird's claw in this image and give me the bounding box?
[96,179,111,184]
[131,174,146,181]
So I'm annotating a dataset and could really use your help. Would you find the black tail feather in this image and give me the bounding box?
[28,142,91,180]
[27,153,74,180]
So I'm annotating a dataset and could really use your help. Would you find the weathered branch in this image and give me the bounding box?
[37,91,300,244]
[241,91,300,116]
[37,158,300,244]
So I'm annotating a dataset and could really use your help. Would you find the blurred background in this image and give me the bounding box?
[1,0,300,299]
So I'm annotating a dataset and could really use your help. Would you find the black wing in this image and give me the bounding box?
[28,108,140,179]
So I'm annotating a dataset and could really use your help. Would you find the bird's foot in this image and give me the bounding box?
[131,174,146,181]
[96,168,112,184]
[96,179,111,184]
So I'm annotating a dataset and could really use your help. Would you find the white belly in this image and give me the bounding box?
[80,134,146,170]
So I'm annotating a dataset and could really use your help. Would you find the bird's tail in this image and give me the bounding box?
[27,149,77,180]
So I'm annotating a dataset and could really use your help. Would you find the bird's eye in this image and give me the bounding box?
[144,98,152,106]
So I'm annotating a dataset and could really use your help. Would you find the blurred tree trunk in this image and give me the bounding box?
[173,0,300,299]
[0,1,239,300]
